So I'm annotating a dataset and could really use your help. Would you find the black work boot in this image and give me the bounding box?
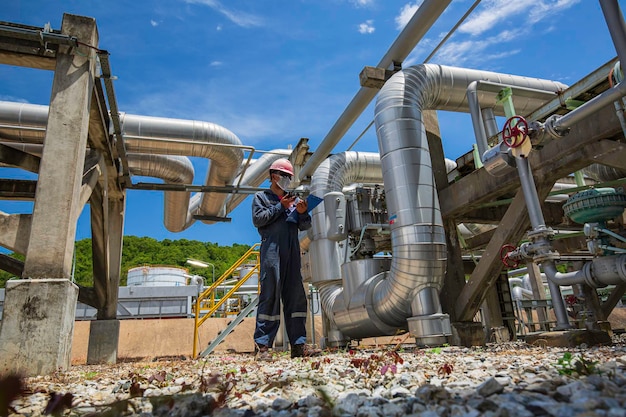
[255,344,273,362]
[290,344,322,358]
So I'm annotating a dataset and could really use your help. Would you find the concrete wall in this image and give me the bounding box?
[71,317,325,364]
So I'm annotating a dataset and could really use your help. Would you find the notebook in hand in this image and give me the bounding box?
[306,194,323,212]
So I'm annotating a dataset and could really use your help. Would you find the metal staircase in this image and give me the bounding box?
[199,296,259,357]
[192,243,260,357]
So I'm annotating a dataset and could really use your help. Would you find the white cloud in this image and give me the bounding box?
[421,0,580,67]
[350,0,375,7]
[150,20,158,27]
[184,0,264,28]
[527,0,581,24]
[216,24,223,31]
[210,61,222,67]
[395,2,419,30]
[358,20,375,34]
[433,32,522,67]
[460,0,580,36]
[0,95,28,103]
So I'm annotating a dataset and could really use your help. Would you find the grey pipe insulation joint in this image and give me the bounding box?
[586,255,626,287]
[543,255,626,288]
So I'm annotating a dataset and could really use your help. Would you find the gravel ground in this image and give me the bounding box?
[5,337,626,416]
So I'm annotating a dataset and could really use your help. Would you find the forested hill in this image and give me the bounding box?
[0,236,251,288]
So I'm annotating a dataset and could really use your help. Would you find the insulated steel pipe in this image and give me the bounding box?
[307,64,569,343]
[0,140,196,233]
[373,64,567,341]
[120,113,243,224]
[126,153,194,232]
[308,152,386,340]
[467,80,562,160]
[0,101,246,229]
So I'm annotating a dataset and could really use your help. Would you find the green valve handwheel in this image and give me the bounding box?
[563,187,626,224]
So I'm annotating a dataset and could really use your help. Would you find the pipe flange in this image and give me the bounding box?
[583,262,605,288]
[617,254,626,283]
[526,226,554,241]
[521,236,555,260]
[544,114,570,138]
[518,242,534,258]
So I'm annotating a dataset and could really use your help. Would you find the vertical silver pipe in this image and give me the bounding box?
[483,108,500,140]
[516,158,546,228]
[516,158,571,329]
[600,0,626,65]
[467,81,489,158]
[370,64,565,328]
[372,68,447,326]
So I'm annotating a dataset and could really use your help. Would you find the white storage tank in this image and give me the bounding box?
[127,266,188,287]
[237,263,259,287]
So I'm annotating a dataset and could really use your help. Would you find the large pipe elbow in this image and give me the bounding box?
[120,114,244,226]
[127,153,195,232]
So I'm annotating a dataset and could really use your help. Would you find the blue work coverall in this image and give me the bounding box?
[252,190,312,348]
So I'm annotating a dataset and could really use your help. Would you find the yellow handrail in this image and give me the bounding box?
[192,243,261,357]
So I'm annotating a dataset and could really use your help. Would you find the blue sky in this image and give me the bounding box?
[0,0,621,248]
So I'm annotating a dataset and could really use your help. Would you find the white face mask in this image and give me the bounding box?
[276,175,291,191]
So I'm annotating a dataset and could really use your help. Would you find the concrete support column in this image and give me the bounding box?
[24,13,98,278]
[0,14,99,376]
[91,195,126,320]
[451,321,485,347]
[87,320,120,364]
[422,109,466,324]
[0,279,78,376]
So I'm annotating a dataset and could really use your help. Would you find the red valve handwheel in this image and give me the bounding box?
[499,244,519,268]
[502,116,529,148]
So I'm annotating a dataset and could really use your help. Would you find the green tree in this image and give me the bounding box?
[0,237,251,288]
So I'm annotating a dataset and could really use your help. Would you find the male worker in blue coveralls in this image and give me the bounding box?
[251,158,321,360]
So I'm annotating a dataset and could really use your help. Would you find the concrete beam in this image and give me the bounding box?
[0,51,56,70]
[454,190,532,321]
[0,13,99,377]
[0,211,31,254]
[0,179,37,200]
[0,252,24,276]
[440,104,623,218]
[0,143,40,172]
[88,85,124,199]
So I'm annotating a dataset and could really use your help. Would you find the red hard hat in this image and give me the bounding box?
[269,158,294,176]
